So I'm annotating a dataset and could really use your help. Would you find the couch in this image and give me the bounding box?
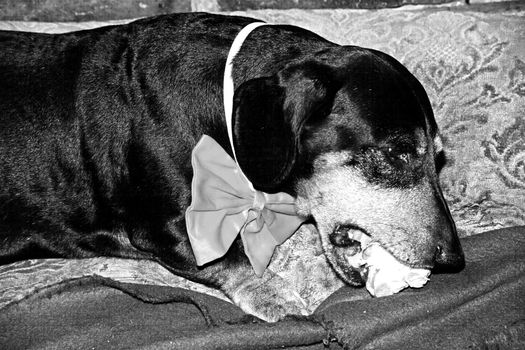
[0,2,524,349]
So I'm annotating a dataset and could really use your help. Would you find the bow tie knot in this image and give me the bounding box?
[252,190,266,211]
[185,135,305,276]
[245,192,277,234]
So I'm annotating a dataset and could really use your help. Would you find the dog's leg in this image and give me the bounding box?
[0,230,62,264]
[0,227,153,265]
[213,262,310,322]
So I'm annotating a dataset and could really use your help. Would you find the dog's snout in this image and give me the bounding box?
[430,185,465,273]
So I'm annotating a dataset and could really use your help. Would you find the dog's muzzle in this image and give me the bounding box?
[430,208,465,273]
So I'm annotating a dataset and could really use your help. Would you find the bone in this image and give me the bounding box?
[363,243,430,297]
[344,233,431,297]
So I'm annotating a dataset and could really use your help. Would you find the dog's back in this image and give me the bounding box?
[0,13,331,266]
[0,17,204,264]
[1,28,94,261]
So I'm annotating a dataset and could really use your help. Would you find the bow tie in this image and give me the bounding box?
[185,135,305,276]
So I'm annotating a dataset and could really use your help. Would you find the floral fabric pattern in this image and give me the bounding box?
[0,5,523,311]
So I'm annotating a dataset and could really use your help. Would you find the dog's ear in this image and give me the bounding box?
[368,48,438,137]
[232,64,337,192]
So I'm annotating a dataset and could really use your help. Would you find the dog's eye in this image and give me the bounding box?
[396,153,410,164]
[385,147,411,164]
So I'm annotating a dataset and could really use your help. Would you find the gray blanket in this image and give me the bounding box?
[1,226,524,349]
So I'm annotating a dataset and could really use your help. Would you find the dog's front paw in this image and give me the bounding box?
[226,274,311,322]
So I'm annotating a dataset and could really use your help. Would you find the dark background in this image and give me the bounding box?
[0,0,460,22]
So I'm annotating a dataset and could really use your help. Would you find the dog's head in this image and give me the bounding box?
[232,46,464,286]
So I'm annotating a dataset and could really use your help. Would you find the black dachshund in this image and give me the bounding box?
[0,13,464,321]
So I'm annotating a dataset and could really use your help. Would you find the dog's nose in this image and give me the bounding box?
[433,239,465,273]
[431,185,465,273]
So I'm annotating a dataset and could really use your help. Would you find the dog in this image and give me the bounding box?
[0,13,464,321]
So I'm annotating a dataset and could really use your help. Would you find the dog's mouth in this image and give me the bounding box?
[327,224,372,287]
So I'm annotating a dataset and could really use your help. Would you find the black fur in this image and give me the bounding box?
[0,13,464,294]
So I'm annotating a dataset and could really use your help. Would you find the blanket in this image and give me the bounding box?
[1,226,523,349]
